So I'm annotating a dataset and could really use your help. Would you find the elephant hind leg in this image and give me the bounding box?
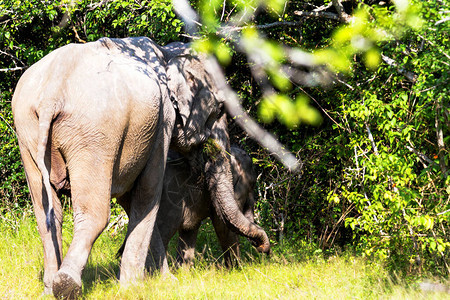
[20,146,63,295]
[119,150,168,284]
[176,228,199,267]
[52,159,112,299]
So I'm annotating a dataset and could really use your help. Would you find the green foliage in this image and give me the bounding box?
[0,92,28,216]
[1,0,448,280]
[227,0,448,276]
[78,0,183,43]
[202,138,223,161]
[259,93,323,128]
[321,0,449,276]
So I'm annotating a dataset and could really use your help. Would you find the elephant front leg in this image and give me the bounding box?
[176,228,199,267]
[147,226,170,275]
[211,212,240,268]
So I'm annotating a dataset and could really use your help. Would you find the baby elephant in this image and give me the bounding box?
[152,146,259,268]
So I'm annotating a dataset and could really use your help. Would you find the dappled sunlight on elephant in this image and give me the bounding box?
[12,37,222,299]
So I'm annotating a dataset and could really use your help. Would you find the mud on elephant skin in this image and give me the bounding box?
[149,144,263,269]
[12,37,226,299]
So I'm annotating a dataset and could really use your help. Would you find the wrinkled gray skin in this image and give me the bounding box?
[12,37,269,299]
[150,145,258,269]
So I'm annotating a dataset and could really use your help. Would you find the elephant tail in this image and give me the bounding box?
[36,105,56,230]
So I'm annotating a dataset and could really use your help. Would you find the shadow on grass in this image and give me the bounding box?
[82,260,120,294]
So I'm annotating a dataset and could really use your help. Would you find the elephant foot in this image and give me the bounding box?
[42,286,53,296]
[52,270,82,299]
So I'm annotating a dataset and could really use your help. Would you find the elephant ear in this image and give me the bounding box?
[167,53,224,152]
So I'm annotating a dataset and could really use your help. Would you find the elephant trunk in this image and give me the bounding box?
[205,152,270,254]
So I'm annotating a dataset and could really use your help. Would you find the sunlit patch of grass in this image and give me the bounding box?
[1,215,448,299]
[86,254,448,300]
[0,215,44,299]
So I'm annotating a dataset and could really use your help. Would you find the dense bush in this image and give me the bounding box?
[225,0,449,276]
[0,91,27,218]
[331,1,449,274]
[1,0,448,277]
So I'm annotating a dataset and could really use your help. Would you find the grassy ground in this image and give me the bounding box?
[0,212,447,299]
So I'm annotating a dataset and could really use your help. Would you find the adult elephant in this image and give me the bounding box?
[136,144,261,271]
[12,37,269,299]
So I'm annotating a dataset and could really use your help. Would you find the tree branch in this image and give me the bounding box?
[418,34,450,61]
[0,66,26,72]
[435,99,448,177]
[87,0,111,11]
[0,15,11,22]
[172,0,200,35]
[311,1,334,12]
[332,0,353,22]
[381,54,417,82]
[0,50,25,66]
[365,123,379,156]
[222,21,304,33]
[405,141,437,168]
[206,57,300,171]
[0,114,16,135]
[435,17,450,25]
[293,10,340,21]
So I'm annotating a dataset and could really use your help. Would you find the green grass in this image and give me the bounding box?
[0,212,448,299]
